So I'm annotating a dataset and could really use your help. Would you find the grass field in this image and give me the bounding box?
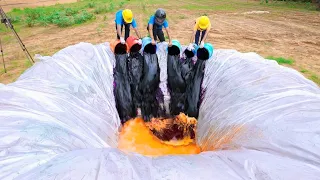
[0,0,319,85]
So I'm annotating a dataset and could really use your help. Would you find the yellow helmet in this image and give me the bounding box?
[122,9,133,23]
[199,16,210,30]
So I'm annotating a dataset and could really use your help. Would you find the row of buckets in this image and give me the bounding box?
[111,36,214,60]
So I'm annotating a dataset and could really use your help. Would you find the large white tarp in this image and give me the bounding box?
[1,42,319,180]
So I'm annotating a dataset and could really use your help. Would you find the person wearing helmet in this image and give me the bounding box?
[188,16,211,50]
[147,8,172,46]
[115,9,142,44]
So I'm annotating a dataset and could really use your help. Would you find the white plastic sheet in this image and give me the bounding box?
[1,42,320,180]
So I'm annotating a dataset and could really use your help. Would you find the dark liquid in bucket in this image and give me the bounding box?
[115,43,127,54]
[130,44,142,53]
[168,46,180,56]
[197,48,209,60]
[184,49,194,58]
[144,44,157,54]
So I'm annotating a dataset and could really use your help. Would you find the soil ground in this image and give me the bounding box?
[0,0,77,11]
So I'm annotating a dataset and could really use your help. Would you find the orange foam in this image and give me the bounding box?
[118,116,201,157]
[201,126,243,151]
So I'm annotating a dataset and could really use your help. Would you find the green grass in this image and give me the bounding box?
[178,15,186,19]
[119,1,125,8]
[94,6,108,14]
[267,56,295,65]
[310,74,320,85]
[109,2,115,12]
[7,14,22,23]
[6,60,20,73]
[25,59,33,69]
[259,0,318,11]
[299,68,319,85]
[103,15,108,21]
[142,3,147,12]
[93,2,116,14]
[87,2,96,8]
[5,0,126,28]
[20,6,95,27]
[300,69,309,73]
[2,35,14,43]
[0,68,5,74]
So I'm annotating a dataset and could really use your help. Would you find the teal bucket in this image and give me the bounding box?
[167,39,181,56]
[142,37,157,54]
[196,43,214,60]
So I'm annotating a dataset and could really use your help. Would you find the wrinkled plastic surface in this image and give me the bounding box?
[1,42,320,180]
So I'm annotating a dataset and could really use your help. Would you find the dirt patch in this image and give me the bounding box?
[0,0,78,11]
[211,12,320,75]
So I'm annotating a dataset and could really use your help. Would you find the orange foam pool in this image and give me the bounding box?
[118,114,201,157]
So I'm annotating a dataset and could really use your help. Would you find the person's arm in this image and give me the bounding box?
[163,21,171,46]
[190,19,198,43]
[131,19,141,39]
[117,24,123,38]
[202,24,211,43]
[148,24,156,45]
[133,28,141,39]
[148,16,156,44]
[165,27,172,46]
[115,12,123,39]
[190,30,196,44]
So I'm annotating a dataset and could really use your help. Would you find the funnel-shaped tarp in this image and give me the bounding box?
[0,42,320,180]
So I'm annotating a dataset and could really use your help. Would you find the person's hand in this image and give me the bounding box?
[120,37,125,44]
[151,39,156,45]
[168,41,172,47]
[187,43,194,51]
[200,41,204,48]
[138,39,142,45]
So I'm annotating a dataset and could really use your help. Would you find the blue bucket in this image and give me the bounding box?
[142,37,157,54]
[196,43,214,60]
[167,39,181,56]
